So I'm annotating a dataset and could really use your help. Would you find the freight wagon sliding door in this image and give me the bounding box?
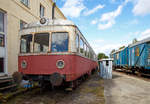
[146,43,150,67]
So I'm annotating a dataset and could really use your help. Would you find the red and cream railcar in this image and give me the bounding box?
[18,18,97,87]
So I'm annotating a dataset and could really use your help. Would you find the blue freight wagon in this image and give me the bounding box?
[111,48,126,69]
[111,37,150,75]
[121,47,129,67]
[128,37,150,75]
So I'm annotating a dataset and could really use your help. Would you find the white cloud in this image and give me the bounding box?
[139,29,150,40]
[91,20,98,24]
[83,4,104,16]
[98,20,115,30]
[92,43,123,56]
[132,0,150,16]
[89,39,123,56]
[98,5,123,30]
[60,0,85,18]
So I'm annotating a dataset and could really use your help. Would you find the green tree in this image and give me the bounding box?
[97,53,108,60]
[111,49,115,53]
[119,46,125,50]
[132,38,138,44]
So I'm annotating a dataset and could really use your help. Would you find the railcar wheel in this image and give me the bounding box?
[132,70,135,74]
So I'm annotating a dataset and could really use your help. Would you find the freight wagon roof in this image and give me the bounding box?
[99,58,113,61]
[129,37,150,48]
[23,18,75,29]
[111,47,126,55]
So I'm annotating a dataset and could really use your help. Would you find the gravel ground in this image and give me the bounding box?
[104,71,150,104]
[6,74,105,104]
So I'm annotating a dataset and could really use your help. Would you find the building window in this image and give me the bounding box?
[0,35,4,47]
[40,4,45,18]
[20,20,27,29]
[21,0,29,7]
[0,58,4,73]
[0,11,5,47]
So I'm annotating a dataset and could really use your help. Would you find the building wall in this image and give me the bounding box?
[0,0,66,75]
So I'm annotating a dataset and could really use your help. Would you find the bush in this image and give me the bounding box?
[12,71,22,84]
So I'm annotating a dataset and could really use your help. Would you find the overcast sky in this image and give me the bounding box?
[56,0,150,56]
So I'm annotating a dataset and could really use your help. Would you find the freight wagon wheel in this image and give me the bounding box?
[132,70,135,74]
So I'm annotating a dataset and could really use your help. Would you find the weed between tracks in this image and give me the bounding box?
[5,74,105,104]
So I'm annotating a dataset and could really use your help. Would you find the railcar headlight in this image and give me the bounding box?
[40,18,46,24]
[56,60,65,69]
[21,60,27,69]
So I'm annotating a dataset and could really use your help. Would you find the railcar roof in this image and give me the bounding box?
[129,37,150,48]
[23,19,75,29]
[20,18,97,57]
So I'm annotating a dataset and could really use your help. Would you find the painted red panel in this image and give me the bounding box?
[18,54,97,81]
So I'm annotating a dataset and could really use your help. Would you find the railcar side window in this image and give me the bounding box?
[80,38,84,54]
[76,34,79,52]
[85,44,87,56]
[87,47,90,58]
[51,32,68,52]
[20,34,32,53]
[34,33,49,53]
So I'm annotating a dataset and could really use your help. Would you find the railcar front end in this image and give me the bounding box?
[18,19,97,87]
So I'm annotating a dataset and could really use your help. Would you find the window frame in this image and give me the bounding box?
[20,0,30,7]
[20,20,27,29]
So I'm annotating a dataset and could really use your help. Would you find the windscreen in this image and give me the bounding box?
[34,33,49,53]
[51,32,69,52]
[20,34,32,53]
